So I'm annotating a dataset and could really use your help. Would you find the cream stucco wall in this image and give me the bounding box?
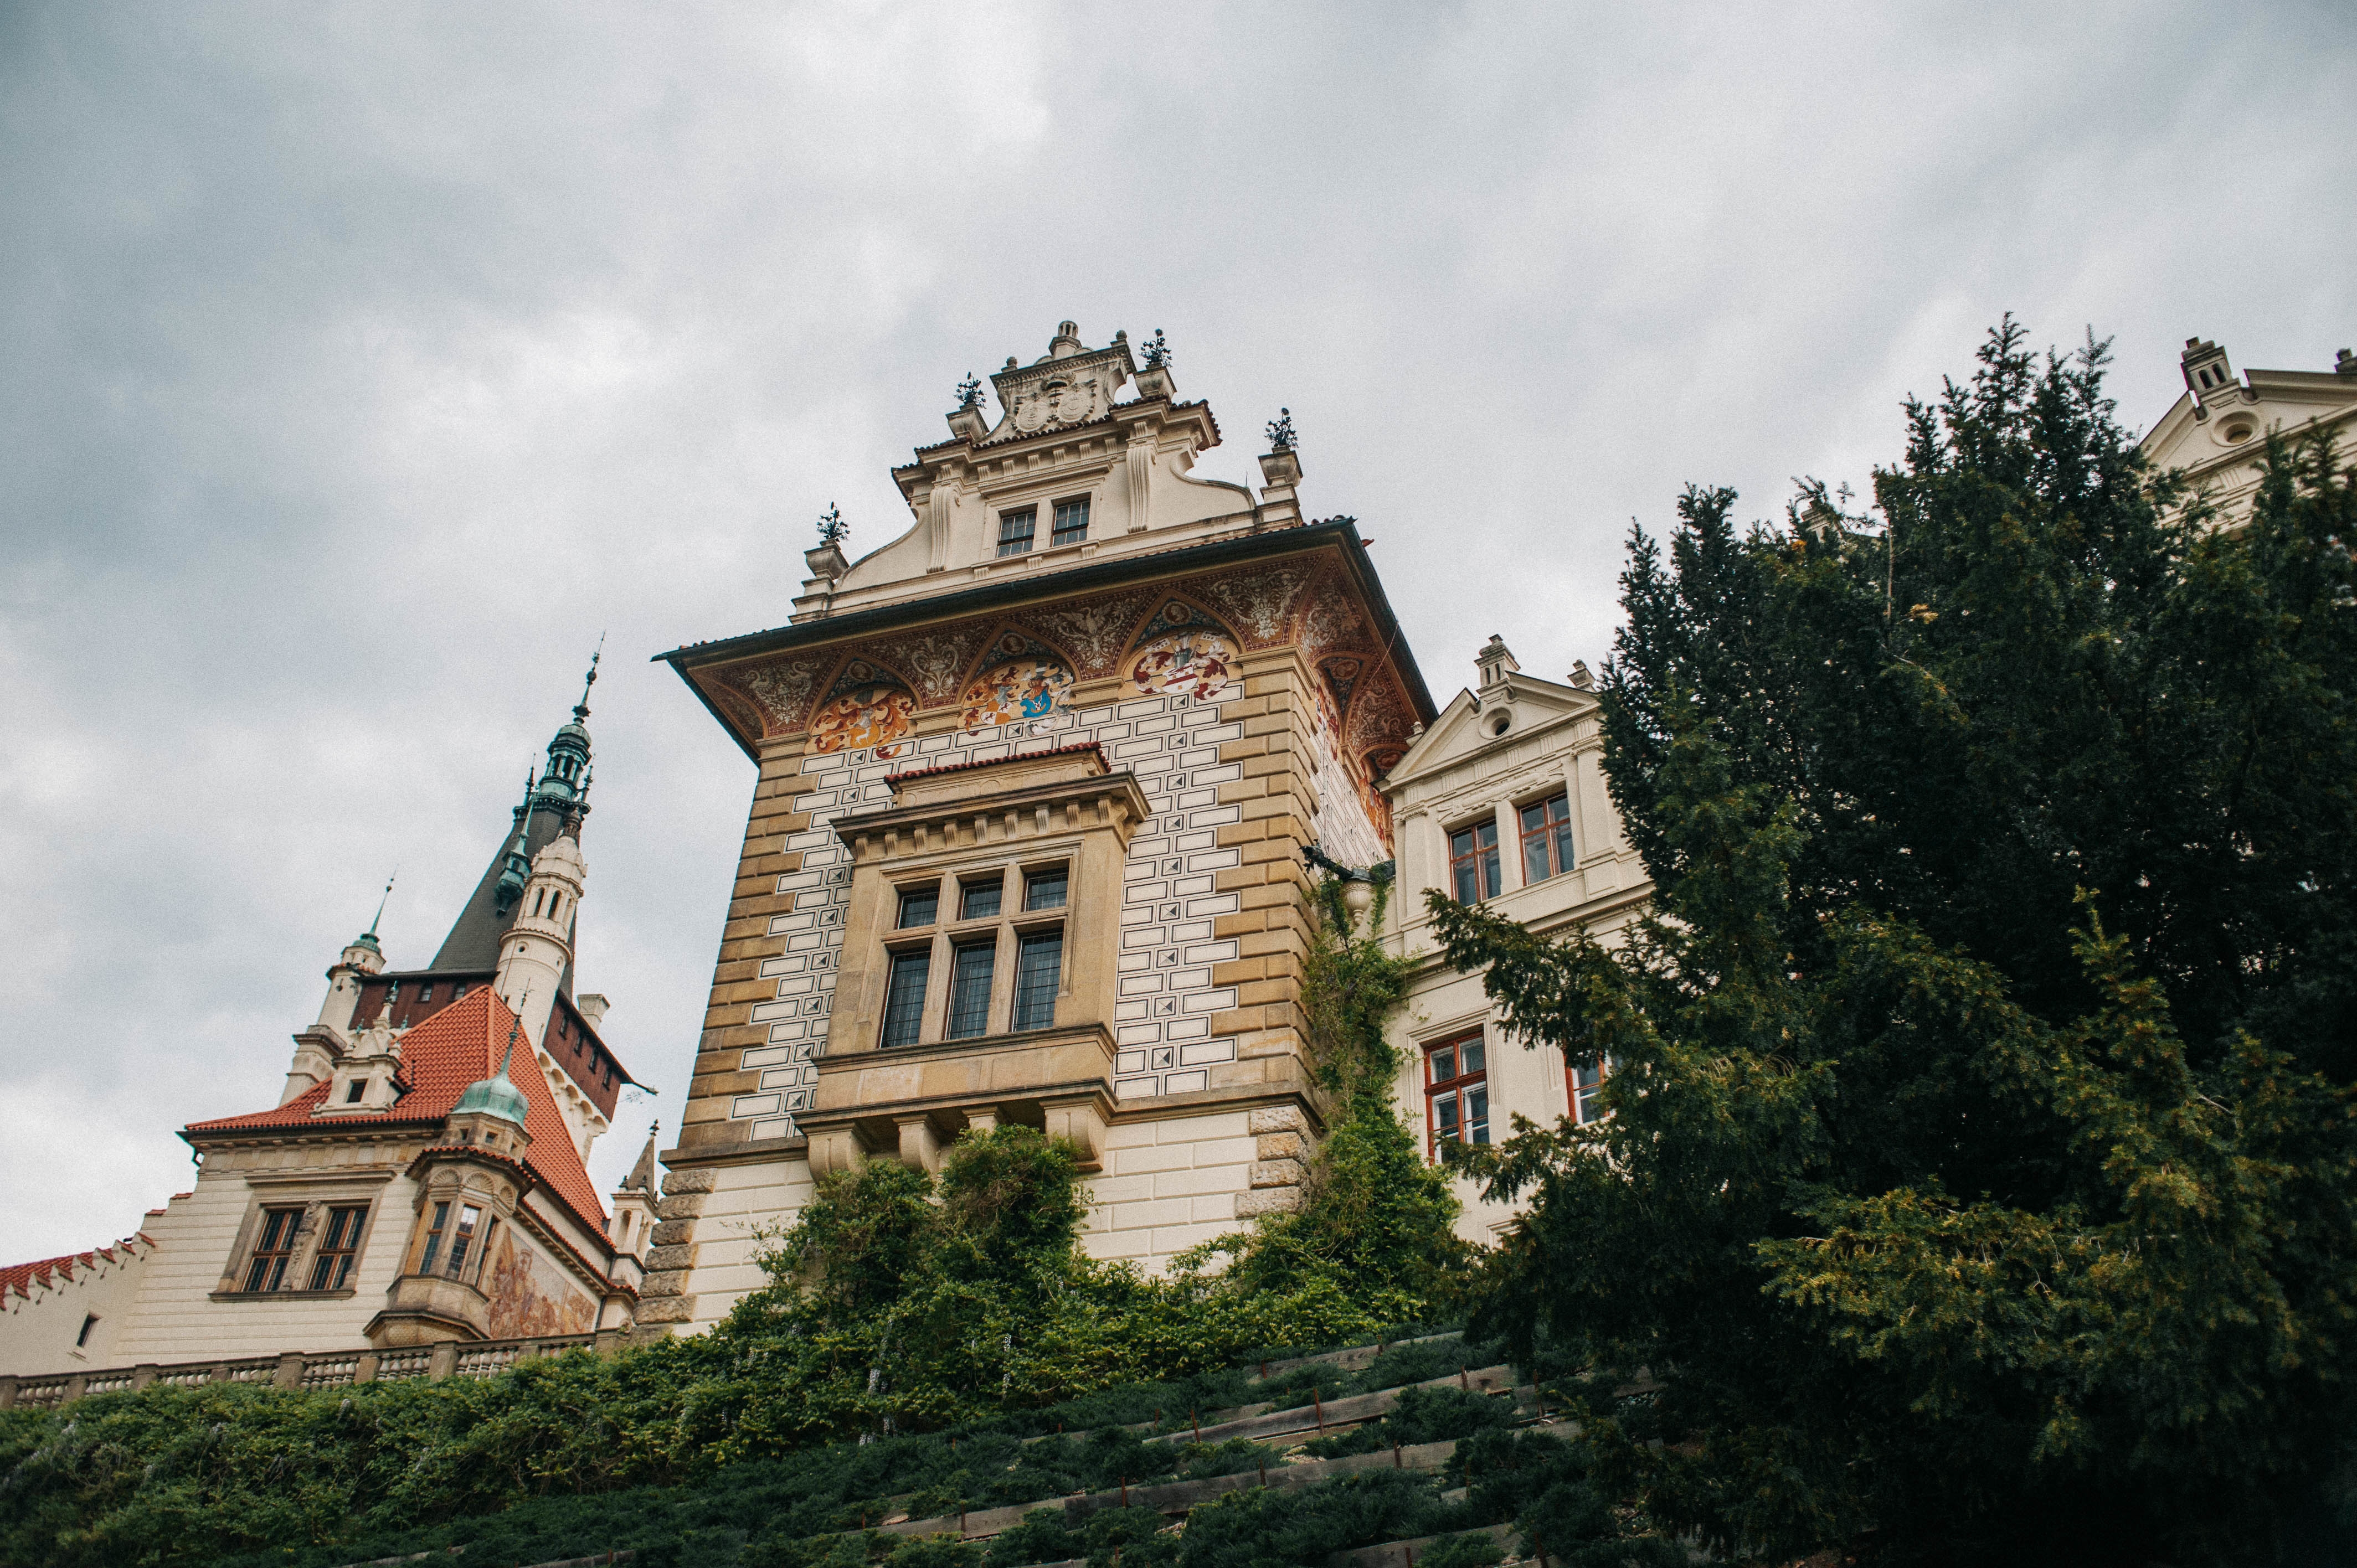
[108,1152,420,1363]
[1379,662,1651,1246]
[0,1239,153,1377]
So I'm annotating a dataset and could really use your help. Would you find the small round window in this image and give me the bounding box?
[1489,711,1512,736]
[2222,419,2256,443]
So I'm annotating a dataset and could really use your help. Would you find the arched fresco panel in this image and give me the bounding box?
[809,658,917,756]
[1121,600,1241,702]
[960,632,1078,731]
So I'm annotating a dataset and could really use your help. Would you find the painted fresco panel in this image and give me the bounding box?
[483,1227,594,1340]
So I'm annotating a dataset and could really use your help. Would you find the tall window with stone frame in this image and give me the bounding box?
[946,941,995,1038]
[1051,497,1089,546]
[241,1206,302,1292]
[1519,791,1576,883]
[417,1200,486,1278]
[1012,930,1062,1030]
[881,949,932,1047]
[307,1204,369,1291]
[1449,821,1501,902]
[1424,1031,1489,1153]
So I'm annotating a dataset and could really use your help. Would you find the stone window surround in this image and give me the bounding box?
[979,468,1107,571]
[1417,757,1588,905]
[822,752,1149,1063]
[398,1164,517,1289]
[802,749,1150,1172]
[1422,1028,1490,1156]
[877,859,1074,1048]
[209,1169,395,1302]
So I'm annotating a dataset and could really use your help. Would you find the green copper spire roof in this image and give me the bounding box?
[452,1006,531,1128]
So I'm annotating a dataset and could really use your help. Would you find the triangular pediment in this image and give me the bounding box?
[2140,372,2357,476]
[1383,671,1597,790]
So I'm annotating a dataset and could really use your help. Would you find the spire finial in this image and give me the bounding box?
[817,503,848,550]
[368,872,395,936]
[576,635,603,718]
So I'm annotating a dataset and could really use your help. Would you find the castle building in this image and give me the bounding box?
[643,323,1432,1332]
[2140,337,2357,527]
[0,670,656,1380]
[1375,638,1650,1242]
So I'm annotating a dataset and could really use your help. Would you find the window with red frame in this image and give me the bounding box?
[1519,792,1576,883]
[1424,1032,1490,1153]
[1449,821,1501,902]
[1568,1056,1615,1124]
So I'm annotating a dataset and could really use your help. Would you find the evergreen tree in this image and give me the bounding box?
[1430,323,2357,1563]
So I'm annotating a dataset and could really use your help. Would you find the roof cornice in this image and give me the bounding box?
[656,518,1437,760]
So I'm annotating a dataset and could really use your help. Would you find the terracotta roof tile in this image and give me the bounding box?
[886,741,1108,787]
[186,988,609,1235]
[1,1236,147,1302]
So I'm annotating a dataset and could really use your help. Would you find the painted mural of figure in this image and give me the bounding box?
[960,656,1075,731]
[811,684,915,754]
[1127,630,1238,702]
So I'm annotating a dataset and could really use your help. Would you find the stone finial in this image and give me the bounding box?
[1569,660,1594,690]
[2182,336,2235,403]
[1265,407,1297,452]
[1475,635,1519,689]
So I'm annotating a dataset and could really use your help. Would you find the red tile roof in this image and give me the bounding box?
[185,987,609,1236]
[886,741,1109,787]
[1,1236,148,1302]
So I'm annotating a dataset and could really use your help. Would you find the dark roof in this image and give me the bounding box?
[429,801,574,993]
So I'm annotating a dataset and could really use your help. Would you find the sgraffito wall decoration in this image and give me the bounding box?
[483,1228,594,1340]
[1196,565,1309,647]
[1028,590,1160,679]
[809,658,917,756]
[691,550,1421,785]
[867,623,996,708]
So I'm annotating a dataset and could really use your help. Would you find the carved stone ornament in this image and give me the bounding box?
[982,323,1136,443]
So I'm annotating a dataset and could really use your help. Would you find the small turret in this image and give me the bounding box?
[495,826,583,1055]
[607,1122,660,1281]
[287,878,395,1105]
[1475,634,1520,691]
[446,1010,533,1157]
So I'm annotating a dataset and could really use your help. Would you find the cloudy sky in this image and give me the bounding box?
[3,2,2351,1265]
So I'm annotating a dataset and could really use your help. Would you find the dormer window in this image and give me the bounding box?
[997,508,1037,556]
[344,1079,367,1104]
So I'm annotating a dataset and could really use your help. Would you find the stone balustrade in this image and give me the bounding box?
[0,1328,638,1411]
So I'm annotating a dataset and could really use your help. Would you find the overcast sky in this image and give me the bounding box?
[3,2,2351,1266]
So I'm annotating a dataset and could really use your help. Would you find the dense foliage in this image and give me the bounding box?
[1432,323,2357,1564]
[1208,873,1472,1321]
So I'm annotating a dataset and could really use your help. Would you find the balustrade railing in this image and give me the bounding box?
[0,1329,632,1411]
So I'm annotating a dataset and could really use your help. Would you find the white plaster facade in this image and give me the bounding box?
[2140,338,2357,528]
[0,1237,155,1377]
[1377,642,1651,1245]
